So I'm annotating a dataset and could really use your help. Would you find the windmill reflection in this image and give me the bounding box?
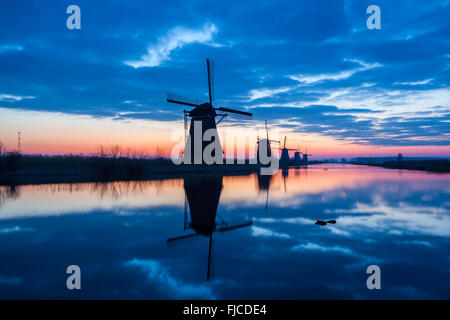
[257,173,273,211]
[167,175,252,281]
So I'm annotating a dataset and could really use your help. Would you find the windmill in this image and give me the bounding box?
[279,136,296,166]
[167,176,252,281]
[167,59,252,164]
[293,144,302,163]
[256,121,279,166]
[302,145,312,163]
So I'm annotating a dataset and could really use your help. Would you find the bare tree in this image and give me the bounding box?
[109,145,122,158]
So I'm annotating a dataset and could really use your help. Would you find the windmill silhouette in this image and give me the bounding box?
[167,59,253,164]
[256,172,273,212]
[302,145,312,163]
[279,136,296,167]
[293,144,302,163]
[167,175,252,281]
[256,121,279,166]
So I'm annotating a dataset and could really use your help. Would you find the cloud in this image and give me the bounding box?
[124,23,219,68]
[0,94,34,102]
[249,104,450,146]
[291,242,354,255]
[288,59,381,84]
[394,79,433,86]
[124,258,214,299]
[0,44,23,54]
[247,59,381,101]
[248,87,291,101]
[251,226,291,239]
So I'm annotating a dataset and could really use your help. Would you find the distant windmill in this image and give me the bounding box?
[293,144,302,162]
[167,59,252,164]
[279,136,296,165]
[302,145,312,163]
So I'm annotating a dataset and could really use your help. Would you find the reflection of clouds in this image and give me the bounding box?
[390,285,432,299]
[256,217,352,237]
[255,217,312,225]
[327,202,450,237]
[251,226,290,239]
[291,242,354,256]
[0,275,21,285]
[125,258,215,299]
[327,226,351,237]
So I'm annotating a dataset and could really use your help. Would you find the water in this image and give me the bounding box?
[0,164,449,299]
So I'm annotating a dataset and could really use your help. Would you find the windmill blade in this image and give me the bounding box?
[167,232,200,243]
[207,232,213,281]
[215,107,252,117]
[167,92,199,107]
[206,59,214,107]
[218,220,253,232]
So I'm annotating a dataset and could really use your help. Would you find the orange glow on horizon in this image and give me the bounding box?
[0,107,448,158]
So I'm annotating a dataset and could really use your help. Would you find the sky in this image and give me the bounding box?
[0,0,449,158]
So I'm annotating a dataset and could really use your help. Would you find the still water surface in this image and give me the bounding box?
[0,164,449,299]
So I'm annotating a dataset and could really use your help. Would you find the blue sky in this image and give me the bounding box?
[0,0,449,155]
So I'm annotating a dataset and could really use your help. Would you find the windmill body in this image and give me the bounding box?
[184,102,222,164]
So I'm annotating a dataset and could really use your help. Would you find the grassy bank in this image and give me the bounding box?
[0,152,259,185]
[357,159,450,173]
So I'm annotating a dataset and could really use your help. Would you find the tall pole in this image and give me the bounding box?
[265,120,268,140]
[17,131,21,153]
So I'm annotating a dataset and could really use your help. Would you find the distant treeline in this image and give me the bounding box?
[0,144,172,180]
[374,159,450,173]
[0,143,259,185]
[349,154,450,173]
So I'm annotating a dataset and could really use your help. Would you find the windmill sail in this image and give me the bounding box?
[167,92,199,107]
[216,107,252,117]
[207,59,214,107]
